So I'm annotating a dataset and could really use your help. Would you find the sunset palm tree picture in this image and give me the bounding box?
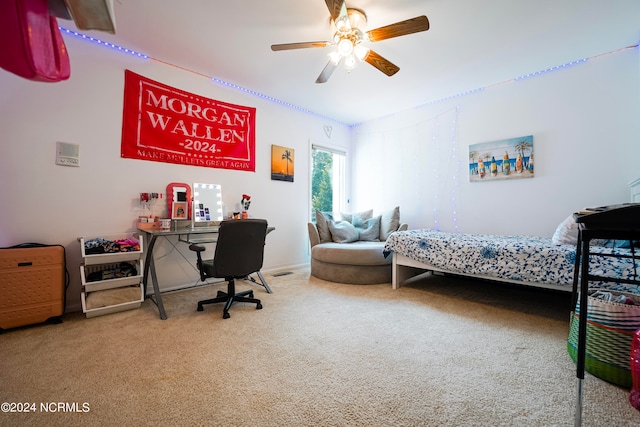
[271,145,295,182]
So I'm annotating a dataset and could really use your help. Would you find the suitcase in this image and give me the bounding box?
[0,244,66,331]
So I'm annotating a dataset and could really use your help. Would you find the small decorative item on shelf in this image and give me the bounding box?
[137,216,157,230]
[241,194,251,219]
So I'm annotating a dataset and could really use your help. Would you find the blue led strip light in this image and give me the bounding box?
[60,25,638,126]
[58,26,341,123]
[379,44,640,125]
[209,77,340,122]
[59,27,148,59]
[513,58,588,81]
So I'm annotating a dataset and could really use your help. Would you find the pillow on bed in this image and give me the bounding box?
[551,215,579,245]
[551,214,609,246]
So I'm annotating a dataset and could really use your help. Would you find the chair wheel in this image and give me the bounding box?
[197,304,204,312]
[256,303,263,310]
[223,312,230,319]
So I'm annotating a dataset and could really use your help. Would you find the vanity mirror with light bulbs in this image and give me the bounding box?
[192,183,223,227]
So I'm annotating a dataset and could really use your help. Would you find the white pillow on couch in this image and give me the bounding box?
[380,206,400,240]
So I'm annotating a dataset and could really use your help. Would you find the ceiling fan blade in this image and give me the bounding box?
[315,60,340,83]
[366,16,430,42]
[324,0,345,22]
[271,41,330,51]
[364,50,400,77]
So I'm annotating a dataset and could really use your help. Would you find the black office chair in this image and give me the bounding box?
[189,219,268,319]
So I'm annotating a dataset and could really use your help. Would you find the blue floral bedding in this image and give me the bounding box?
[383,229,640,293]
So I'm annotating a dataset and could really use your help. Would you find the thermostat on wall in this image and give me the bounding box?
[56,141,80,167]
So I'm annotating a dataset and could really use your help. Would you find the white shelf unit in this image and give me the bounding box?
[79,234,144,318]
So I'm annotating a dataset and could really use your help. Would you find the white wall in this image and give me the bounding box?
[3,33,638,314]
[0,35,350,312]
[351,47,640,237]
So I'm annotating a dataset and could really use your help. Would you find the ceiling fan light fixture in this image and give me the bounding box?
[328,50,341,65]
[271,2,430,83]
[337,38,354,56]
[335,15,350,32]
[347,9,367,31]
[354,45,369,61]
[344,54,358,71]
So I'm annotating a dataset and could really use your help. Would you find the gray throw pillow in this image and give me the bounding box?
[357,215,381,241]
[328,220,359,243]
[340,209,373,224]
[315,210,334,243]
[380,206,400,241]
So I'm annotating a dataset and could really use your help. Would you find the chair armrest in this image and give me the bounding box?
[189,244,206,253]
[398,223,408,232]
[308,223,320,248]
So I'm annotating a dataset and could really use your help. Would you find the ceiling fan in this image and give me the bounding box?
[271,0,429,83]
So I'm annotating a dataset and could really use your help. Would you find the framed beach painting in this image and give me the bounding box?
[469,135,534,182]
[271,145,295,182]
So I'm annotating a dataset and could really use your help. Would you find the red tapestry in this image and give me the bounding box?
[121,70,256,171]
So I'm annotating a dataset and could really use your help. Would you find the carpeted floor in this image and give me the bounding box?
[1,268,639,426]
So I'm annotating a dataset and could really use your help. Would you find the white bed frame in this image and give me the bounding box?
[392,178,640,292]
[391,252,571,292]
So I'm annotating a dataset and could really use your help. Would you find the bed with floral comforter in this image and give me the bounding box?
[383,229,639,293]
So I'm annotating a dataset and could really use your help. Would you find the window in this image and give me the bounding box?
[310,144,346,221]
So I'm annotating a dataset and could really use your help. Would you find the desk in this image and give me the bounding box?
[138,224,274,320]
[572,204,640,426]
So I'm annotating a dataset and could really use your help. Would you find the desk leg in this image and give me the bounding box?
[141,234,154,298]
[143,234,168,320]
[245,271,273,294]
[256,271,273,294]
[148,256,167,320]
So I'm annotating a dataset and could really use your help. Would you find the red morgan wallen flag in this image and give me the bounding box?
[121,70,256,171]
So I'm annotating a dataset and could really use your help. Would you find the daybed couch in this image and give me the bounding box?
[308,207,407,284]
[383,213,640,293]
